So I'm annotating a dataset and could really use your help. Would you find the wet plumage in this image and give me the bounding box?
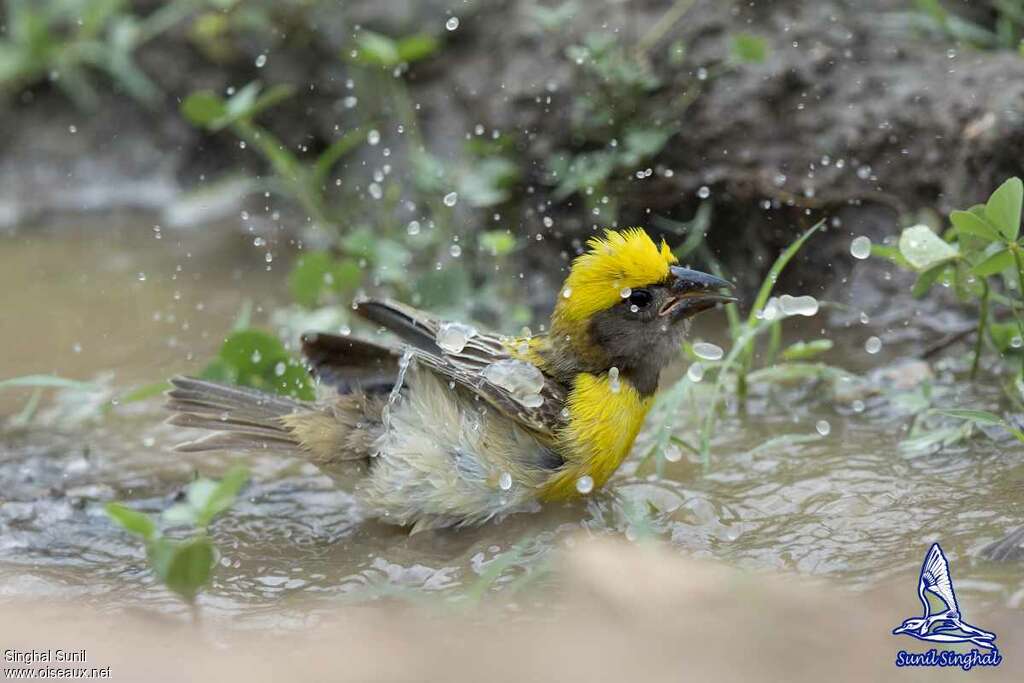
[167,228,735,531]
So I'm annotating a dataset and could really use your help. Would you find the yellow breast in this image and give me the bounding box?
[540,372,652,501]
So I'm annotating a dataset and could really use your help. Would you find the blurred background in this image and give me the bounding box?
[3,1,1024,680]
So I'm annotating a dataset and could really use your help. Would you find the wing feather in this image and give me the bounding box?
[304,299,569,438]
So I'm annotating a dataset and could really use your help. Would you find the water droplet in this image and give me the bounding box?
[687,363,705,382]
[449,244,462,258]
[779,294,819,317]
[608,366,621,393]
[367,129,380,145]
[407,220,421,235]
[436,321,478,353]
[499,471,513,491]
[850,235,872,260]
[852,399,865,413]
[445,16,460,31]
[815,420,831,436]
[274,361,286,376]
[619,287,632,299]
[697,185,711,199]
[575,475,594,494]
[142,436,155,448]
[692,342,724,361]
[520,394,544,408]
[68,125,77,134]
[1012,336,1023,349]
[562,287,572,298]
[443,191,458,207]
[482,359,546,400]
[137,272,147,282]
[255,54,267,68]
[251,350,262,363]
[865,336,882,354]
[664,443,682,462]
[696,67,708,80]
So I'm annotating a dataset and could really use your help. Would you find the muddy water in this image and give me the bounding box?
[1,212,1022,625]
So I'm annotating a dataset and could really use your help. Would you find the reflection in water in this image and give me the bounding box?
[2,213,1023,625]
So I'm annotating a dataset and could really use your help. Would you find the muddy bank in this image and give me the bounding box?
[3,0,1021,297]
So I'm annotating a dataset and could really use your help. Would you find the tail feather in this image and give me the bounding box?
[167,376,307,453]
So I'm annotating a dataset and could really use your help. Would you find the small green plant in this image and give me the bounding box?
[0,0,201,107]
[548,25,768,223]
[106,466,249,610]
[874,176,1024,446]
[879,177,1024,382]
[907,0,1024,54]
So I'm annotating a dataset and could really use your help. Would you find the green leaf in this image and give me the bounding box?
[196,466,249,527]
[161,503,198,527]
[396,34,440,63]
[912,262,949,298]
[181,91,226,127]
[987,321,1021,352]
[351,30,401,67]
[747,221,824,326]
[0,375,97,391]
[118,381,171,404]
[106,503,157,540]
[898,225,958,271]
[950,209,1001,243]
[162,538,217,602]
[479,231,517,256]
[203,329,315,400]
[289,252,332,308]
[931,408,1005,425]
[972,247,1014,277]
[780,339,833,361]
[984,177,1023,241]
[869,244,911,268]
[730,33,768,63]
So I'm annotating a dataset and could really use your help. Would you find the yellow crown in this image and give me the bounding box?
[554,228,677,322]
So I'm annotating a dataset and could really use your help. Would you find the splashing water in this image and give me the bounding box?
[692,342,724,361]
[778,295,819,317]
[575,475,594,494]
[608,366,621,393]
[850,236,872,260]
[482,359,545,403]
[435,321,478,354]
[382,348,415,429]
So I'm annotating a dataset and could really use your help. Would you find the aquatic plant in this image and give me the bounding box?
[105,466,249,612]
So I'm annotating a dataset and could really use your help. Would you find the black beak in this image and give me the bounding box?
[661,266,738,317]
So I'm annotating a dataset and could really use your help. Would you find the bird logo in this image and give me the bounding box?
[892,543,998,652]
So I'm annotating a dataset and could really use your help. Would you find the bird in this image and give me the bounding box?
[892,543,997,651]
[166,228,736,532]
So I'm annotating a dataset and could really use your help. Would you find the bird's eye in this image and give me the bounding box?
[628,289,652,309]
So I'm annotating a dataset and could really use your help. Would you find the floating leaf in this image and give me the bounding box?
[898,224,958,271]
[159,538,217,602]
[351,30,401,67]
